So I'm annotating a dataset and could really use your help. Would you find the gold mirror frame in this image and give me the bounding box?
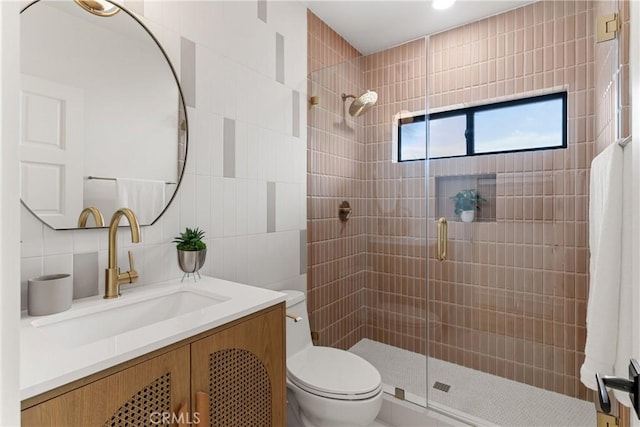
[73,0,120,17]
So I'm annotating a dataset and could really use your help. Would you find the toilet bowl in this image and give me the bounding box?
[283,290,383,427]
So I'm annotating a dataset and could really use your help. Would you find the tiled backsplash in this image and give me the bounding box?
[20,0,308,308]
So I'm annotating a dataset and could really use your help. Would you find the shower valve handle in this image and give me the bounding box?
[595,359,640,419]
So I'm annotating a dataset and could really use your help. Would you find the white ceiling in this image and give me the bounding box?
[305,0,535,55]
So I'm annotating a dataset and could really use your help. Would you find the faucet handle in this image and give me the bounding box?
[128,250,135,271]
[121,250,139,284]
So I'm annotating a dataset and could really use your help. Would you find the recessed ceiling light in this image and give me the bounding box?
[432,0,456,10]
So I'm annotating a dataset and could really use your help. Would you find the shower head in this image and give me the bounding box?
[341,90,378,117]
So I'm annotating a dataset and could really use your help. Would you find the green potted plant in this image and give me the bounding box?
[451,189,486,223]
[173,227,207,281]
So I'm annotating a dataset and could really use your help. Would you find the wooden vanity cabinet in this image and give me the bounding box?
[21,304,285,427]
[21,346,191,426]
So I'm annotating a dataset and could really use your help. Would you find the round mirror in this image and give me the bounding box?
[20,0,187,229]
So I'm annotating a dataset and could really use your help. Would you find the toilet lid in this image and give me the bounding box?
[287,347,382,400]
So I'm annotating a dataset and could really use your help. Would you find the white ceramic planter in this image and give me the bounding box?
[460,210,475,223]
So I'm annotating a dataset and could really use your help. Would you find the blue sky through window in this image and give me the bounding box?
[429,114,467,158]
[399,120,426,161]
[397,93,565,161]
[474,98,563,153]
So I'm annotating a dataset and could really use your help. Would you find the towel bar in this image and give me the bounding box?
[86,176,176,185]
[618,136,632,148]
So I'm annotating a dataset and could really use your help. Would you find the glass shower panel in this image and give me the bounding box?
[306,55,370,353]
[306,36,430,409]
[425,1,594,425]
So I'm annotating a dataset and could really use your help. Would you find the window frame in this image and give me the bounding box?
[397,114,427,162]
[397,91,568,162]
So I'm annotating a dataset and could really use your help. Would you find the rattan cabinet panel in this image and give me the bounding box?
[22,346,190,427]
[191,304,286,427]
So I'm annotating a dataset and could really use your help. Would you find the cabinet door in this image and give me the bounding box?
[191,304,285,427]
[22,346,190,427]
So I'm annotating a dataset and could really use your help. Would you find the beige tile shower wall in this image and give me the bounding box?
[594,0,630,156]
[363,39,428,354]
[307,11,368,349]
[428,2,594,400]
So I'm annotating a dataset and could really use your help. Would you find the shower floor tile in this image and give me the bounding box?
[350,339,594,427]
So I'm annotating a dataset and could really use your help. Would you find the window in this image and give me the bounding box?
[397,92,567,162]
[398,115,427,161]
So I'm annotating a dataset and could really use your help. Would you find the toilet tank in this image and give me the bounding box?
[281,290,313,357]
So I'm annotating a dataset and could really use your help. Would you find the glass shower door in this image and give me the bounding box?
[424,2,594,424]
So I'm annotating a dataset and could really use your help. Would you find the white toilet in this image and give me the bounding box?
[283,290,383,427]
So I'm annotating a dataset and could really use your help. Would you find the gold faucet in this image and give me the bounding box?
[77,206,105,228]
[104,208,141,299]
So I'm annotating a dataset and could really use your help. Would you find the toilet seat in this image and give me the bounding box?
[287,347,382,401]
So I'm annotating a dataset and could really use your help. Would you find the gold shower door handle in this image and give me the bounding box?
[437,217,448,261]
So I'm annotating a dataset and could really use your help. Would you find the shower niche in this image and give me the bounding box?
[435,174,496,222]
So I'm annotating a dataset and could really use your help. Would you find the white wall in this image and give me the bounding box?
[1,1,21,423]
[20,0,308,305]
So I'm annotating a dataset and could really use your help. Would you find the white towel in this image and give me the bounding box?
[614,140,633,406]
[115,178,166,224]
[580,142,628,404]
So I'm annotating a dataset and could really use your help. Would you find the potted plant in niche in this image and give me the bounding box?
[451,189,486,223]
[173,227,207,281]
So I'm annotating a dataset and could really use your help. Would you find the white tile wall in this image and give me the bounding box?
[276,182,304,231]
[19,0,308,309]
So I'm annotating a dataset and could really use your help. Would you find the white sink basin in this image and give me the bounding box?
[21,276,287,400]
[31,289,228,348]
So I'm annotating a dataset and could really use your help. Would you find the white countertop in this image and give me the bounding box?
[20,276,286,400]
